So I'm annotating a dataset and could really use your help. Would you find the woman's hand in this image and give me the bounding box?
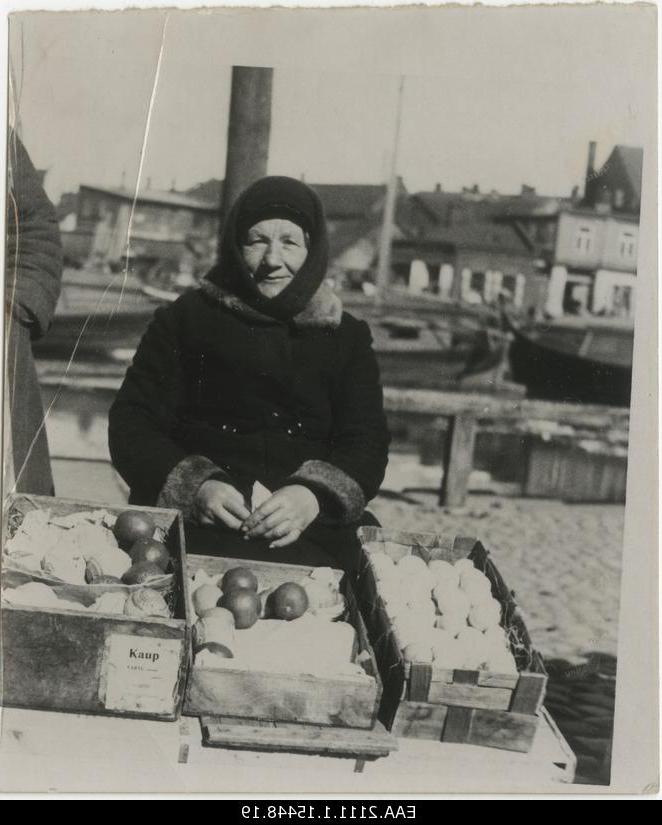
[194,479,251,530]
[241,485,320,547]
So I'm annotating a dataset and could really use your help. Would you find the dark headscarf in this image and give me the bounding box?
[207,176,329,322]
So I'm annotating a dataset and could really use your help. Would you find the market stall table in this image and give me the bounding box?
[0,706,574,793]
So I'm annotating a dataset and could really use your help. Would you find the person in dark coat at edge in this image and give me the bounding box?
[4,130,63,495]
[108,176,389,574]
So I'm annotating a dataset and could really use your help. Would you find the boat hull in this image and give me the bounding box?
[506,321,632,407]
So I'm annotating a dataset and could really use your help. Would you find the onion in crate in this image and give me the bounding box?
[192,583,223,617]
[460,567,492,598]
[485,649,518,675]
[454,558,476,575]
[468,598,502,631]
[393,615,423,649]
[369,552,395,580]
[403,577,434,604]
[484,624,510,649]
[308,567,337,589]
[428,560,460,589]
[431,631,465,668]
[434,612,466,637]
[462,578,493,606]
[433,588,471,620]
[456,627,491,669]
[405,597,437,626]
[396,554,429,578]
[402,641,434,664]
[430,577,459,605]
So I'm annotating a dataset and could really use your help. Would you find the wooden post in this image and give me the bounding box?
[439,413,477,507]
[219,66,273,245]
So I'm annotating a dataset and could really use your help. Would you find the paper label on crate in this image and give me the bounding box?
[101,633,183,715]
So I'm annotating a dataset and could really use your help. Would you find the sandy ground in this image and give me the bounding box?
[374,453,624,784]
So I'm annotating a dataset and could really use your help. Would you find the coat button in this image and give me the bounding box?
[221,424,227,431]
[272,411,280,418]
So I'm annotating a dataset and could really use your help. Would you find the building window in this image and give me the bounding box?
[613,189,625,209]
[575,226,593,254]
[619,230,636,260]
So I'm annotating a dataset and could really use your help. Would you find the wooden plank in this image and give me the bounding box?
[442,706,473,743]
[186,663,378,729]
[201,716,397,759]
[465,708,539,753]
[476,671,520,689]
[509,672,547,714]
[439,413,477,507]
[408,663,433,701]
[539,706,577,782]
[426,681,512,710]
[383,386,629,429]
[391,702,448,740]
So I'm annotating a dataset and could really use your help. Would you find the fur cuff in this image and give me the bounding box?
[156,455,229,519]
[288,460,366,525]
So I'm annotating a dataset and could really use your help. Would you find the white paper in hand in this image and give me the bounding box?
[251,481,272,512]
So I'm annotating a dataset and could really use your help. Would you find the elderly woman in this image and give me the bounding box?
[108,176,389,572]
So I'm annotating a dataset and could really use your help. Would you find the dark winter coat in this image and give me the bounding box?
[108,281,390,569]
[5,132,62,494]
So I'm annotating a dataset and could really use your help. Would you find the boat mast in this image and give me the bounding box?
[375,76,405,308]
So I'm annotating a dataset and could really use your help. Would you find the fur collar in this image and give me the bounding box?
[200,280,343,329]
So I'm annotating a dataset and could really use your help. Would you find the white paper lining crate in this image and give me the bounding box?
[355,527,547,753]
[1,494,191,721]
[184,554,383,730]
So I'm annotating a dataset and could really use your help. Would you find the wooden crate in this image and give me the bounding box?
[1,494,191,720]
[184,554,382,730]
[524,438,627,503]
[355,526,547,753]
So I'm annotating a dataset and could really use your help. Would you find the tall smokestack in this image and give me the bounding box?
[220,66,273,244]
[585,141,597,198]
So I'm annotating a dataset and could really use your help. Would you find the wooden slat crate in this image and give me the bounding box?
[1,494,191,720]
[184,554,382,730]
[355,526,547,753]
[200,716,397,760]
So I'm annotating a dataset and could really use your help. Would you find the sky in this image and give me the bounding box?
[7,6,655,205]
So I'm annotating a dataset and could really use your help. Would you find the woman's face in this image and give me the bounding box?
[241,218,309,298]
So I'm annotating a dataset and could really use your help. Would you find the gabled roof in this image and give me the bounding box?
[312,184,388,219]
[410,190,568,224]
[184,179,396,220]
[400,220,534,254]
[185,178,223,205]
[611,145,643,200]
[80,184,217,212]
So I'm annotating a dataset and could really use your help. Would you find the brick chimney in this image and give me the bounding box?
[434,182,442,192]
